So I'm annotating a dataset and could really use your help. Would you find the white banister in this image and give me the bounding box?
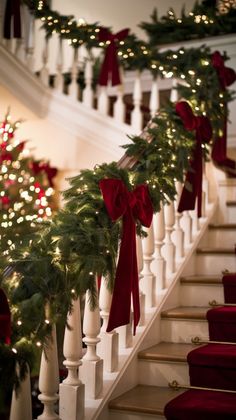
[40,38,49,86]
[10,363,32,420]
[152,206,166,293]
[181,210,193,247]
[170,78,179,103]
[136,234,145,326]
[149,76,160,118]
[80,286,103,399]
[54,37,64,92]
[83,54,94,108]
[114,68,125,123]
[97,85,109,115]
[37,324,59,420]
[174,181,184,260]
[25,12,35,72]
[97,277,119,372]
[141,222,155,308]
[163,202,176,274]
[59,298,85,420]
[190,205,200,235]
[69,48,79,101]
[131,70,142,132]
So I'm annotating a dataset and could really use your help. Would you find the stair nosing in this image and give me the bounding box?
[161,306,208,321]
[196,247,236,255]
[180,275,222,285]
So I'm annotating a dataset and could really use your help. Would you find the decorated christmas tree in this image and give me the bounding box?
[0,109,58,256]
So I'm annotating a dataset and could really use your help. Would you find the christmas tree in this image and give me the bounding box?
[0,109,58,257]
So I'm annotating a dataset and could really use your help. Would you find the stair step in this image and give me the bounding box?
[180,275,222,285]
[200,225,236,248]
[180,275,224,306]
[196,247,235,255]
[209,223,236,229]
[138,342,197,363]
[108,385,184,418]
[195,247,236,275]
[161,306,208,320]
[226,200,236,207]
[161,307,209,343]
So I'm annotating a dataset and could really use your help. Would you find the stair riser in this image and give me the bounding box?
[227,207,236,223]
[195,254,236,275]
[109,411,165,420]
[200,230,236,248]
[161,319,209,343]
[138,360,189,387]
[180,284,224,307]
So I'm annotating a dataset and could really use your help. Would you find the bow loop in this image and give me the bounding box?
[99,178,153,334]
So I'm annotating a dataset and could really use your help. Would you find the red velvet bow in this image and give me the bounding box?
[99,179,153,334]
[32,162,58,187]
[0,288,11,344]
[98,28,129,86]
[211,51,236,90]
[4,0,21,39]
[211,51,236,170]
[176,101,212,217]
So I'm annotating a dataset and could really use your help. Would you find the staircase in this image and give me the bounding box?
[107,180,236,419]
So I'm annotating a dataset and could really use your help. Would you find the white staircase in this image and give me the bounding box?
[106,177,236,420]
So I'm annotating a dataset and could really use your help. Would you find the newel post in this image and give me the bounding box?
[59,297,85,420]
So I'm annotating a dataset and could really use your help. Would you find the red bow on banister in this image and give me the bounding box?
[98,28,129,86]
[32,162,58,187]
[99,179,153,334]
[176,101,212,218]
[0,288,11,344]
[211,51,236,172]
[211,51,236,90]
[4,0,21,39]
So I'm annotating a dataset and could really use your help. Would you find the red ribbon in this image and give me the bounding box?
[211,51,236,170]
[99,179,153,334]
[0,288,11,344]
[176,101,212,217]
[98,28,129,86]
[32,162,58,187]
[4,0,21,39]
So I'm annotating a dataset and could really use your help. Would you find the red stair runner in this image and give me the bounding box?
[164,274,236,419]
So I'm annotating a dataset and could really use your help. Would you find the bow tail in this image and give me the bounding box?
[107,211,139,333]
[177,164,197,214]
[4,0,21,39]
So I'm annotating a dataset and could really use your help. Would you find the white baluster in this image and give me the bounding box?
[141,222,155,308]
[202,161,208,216]
[80,286,103,399]
[116,317,133,349]
[136,235,145,326]
[54,37,64,92]
[190,204,200,234]
[97,277,119,372]
[97,85,109,115]
[10,363,32,420]
[174,181,184,260]
[170,78,178,103]
[59,298,85,420]
[25,13,35,72]
[131,70,142,132]
[83,55,93,108]
[40,38,49,86]
[0,0,6,44]
[114,68,125,123]
[163,202,176,274]
[37,325,59,420]
[152,206,166,294]
[69,48,79,101]
[149,76,160,118]
[181,210,193,248]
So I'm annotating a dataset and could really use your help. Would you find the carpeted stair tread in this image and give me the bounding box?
[180,275,222,285]
[161,306,208,320]
[207,306,236,321]
[108,384,184,415]
[138,342,198,363]
[226,200,236,207]
[196,247,236,254]
[209,223,236,229]
[164,389,236,420]
[188,343,236,368]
